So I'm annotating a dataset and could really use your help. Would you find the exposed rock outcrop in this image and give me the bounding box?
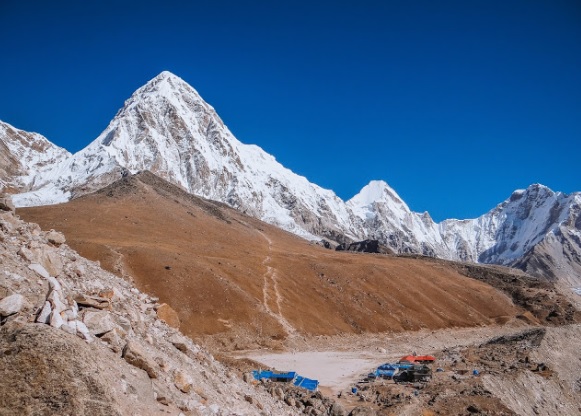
[335,239,393,254]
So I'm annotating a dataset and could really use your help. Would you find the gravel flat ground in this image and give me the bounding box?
[235,323,530,394]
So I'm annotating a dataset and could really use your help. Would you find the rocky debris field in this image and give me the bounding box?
[339,326,581,415]
[0,203,303,415]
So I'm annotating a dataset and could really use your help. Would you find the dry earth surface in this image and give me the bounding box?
[18,172,577,350]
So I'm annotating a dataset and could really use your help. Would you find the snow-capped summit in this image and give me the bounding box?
[0,120,71,194]
[12,71,359,241]
[476,183,576,264]
[348,180,419,233]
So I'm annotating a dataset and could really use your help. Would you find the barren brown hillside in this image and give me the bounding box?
[18,172,571,350]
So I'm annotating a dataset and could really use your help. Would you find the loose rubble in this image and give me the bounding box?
[0,201,301,415]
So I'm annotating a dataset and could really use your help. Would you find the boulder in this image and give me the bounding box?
[46,230,66,246]
[122,340,158,379]
[36,301,52,324]
[0,196,15,212]
[48,291,67,315]
[28,263,50,279]
[168,333,189,353]
[0,294,26,317]
[37,249,64,278]
[349,406,377,416]
[101,328,127,354]
[75,320,93,342]
[156,303,180,329]
[0,322,164,415]
[330,402,347,416]
[60,321,77,335]
[82,310,117,336]
[74,293,110,310]
[45,275,62,291]
[173,370,193,393]
[49,310,64,329]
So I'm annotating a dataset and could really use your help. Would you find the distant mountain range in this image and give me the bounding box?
[1,71,580,286]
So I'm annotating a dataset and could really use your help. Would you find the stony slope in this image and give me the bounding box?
[19,172,579,352]
[0,200,303,415]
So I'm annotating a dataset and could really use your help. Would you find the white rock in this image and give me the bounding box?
[61,321,77,335]
[36,301,52,324]
[9,273,24,281]
[46,275,62,291]
[75,320,94,342]
[50,310,64,329]
[46,230,66,246]
[48,290,67,315]
[64,301,79,321]
[0,294,26,316]
[28,263,50,279]
[83,310,117,335]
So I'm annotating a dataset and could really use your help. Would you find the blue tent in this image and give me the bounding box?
[293,375,319,391]
[252,370,318,391]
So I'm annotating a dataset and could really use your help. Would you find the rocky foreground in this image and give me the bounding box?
[0,198,318,416]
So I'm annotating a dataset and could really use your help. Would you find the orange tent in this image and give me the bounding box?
[399,355,435,364]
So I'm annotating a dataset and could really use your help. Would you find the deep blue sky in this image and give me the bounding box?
[1,1,580,221]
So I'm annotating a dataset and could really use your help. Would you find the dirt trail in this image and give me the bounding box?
[258,230,297,336]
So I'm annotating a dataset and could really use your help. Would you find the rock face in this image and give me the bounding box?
[335,239,393,254]
[0,209,301,415]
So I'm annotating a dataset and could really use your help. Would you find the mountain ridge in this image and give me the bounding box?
[2,71,580,286]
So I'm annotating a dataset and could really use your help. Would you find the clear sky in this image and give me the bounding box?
[1,1,580,221]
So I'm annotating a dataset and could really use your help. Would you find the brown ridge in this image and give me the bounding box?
[18,171,544,350]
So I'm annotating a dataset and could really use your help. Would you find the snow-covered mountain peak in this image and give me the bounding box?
[347,179,412,223]
[135,71,199,97]
[348,180,405,207]
[0,120,71,194]
[524,183,554,198]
